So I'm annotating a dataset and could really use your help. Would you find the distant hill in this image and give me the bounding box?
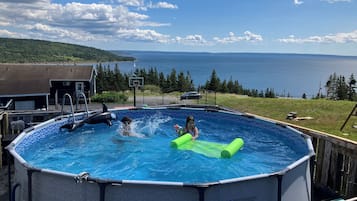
[0,38,134,63]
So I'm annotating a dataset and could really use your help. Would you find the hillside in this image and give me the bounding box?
[0,38,134,63]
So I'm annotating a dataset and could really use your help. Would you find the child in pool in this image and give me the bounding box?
[174,115,199,140]
[120,116,145,138]
[121,116,133,136]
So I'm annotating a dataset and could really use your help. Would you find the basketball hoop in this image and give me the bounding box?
[133,80,140,88]
[129,77,144,88]
[129,77,144,107]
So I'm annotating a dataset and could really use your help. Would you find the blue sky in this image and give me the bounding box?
[0,0,356,55]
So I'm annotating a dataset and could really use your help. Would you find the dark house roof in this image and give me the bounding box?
[0,64,95,97]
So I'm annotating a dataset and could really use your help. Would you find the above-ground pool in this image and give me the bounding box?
[8,105,315,201]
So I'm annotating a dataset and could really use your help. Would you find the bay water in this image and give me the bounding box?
[111,51,357,98]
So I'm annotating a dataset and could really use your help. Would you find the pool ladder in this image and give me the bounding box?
[61,92,89,123]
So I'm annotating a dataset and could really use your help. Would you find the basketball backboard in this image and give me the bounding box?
[129,77,144,88]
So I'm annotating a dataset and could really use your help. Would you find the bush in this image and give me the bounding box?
[141,85,162,93]
[91,91,128,103]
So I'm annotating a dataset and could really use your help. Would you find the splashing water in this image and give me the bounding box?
[134,113,173,137]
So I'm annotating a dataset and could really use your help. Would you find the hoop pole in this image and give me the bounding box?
[133,87,136,107]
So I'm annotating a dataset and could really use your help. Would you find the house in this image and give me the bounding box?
[0,64,96,110]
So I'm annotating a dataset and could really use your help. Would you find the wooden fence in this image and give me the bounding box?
[300,127,357,198]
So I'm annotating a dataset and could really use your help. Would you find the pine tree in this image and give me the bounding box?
[326,73,338,99]
[348,74,356,101]
[158,72,165,90]
[169,69,178,92]
[336,75,348,100]
[207,69,220,91]
[185,71,195,91]
[220,80,228,93]
[227,77,234,93]
[177,72,186,92]
[96,63,104,93]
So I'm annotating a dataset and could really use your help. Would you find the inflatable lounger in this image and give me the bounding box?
[171,134,244,158]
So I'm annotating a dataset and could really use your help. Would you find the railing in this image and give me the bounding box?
[0,99,13,110]
[61,92,89,124]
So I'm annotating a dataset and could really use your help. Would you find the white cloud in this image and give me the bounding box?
[0,0,49,3]
[0,20,10,26]
[119,0,178,11]
[118,0,144,7]
[213,31,263,44]
[117,28,170,43]
[24,23,96,41]
[174,34,208,45]
[0,0,173,44]
[294,0,304,5]
[149,2,178,9]
[0,29,25,37]
[278,30,357,43]
[321,0,351,3]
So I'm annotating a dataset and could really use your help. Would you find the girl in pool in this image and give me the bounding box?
[174,115,199,140]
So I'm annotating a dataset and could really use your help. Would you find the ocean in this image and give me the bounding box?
[110,51,357,98]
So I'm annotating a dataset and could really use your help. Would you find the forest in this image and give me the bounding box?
[0,38,134,63]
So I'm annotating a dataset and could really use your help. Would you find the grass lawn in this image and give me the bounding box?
[196,93,357,142]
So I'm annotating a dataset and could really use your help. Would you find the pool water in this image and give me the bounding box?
[18,109,309,183]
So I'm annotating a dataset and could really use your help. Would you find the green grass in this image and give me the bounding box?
[122,90,357,141]
[205,93,357,141]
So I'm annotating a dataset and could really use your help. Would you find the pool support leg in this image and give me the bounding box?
[98,183,107,201]
[11,183,21,201]
[86,177,113,201]
[197,187,205,201]
[27,167,41,201]
[277,174,283,201]
[7,150,12,201]
[187,185,207,201]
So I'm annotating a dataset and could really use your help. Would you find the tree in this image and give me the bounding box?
[158,72,165,90]
[177,72,186,92]
[220,80,228,93]
[227,77,234,93]
[348,74,356,101]
[207,69,220,91]
[168,69,178,92]
[265,88,276,98]
[96,63,105,93]
[325,73,356,101]
[302,93,307,99]
[185,71,195,91]
[336,75,348,100]
[325,73,338,100]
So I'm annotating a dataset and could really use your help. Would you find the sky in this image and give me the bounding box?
[0,0,357,56]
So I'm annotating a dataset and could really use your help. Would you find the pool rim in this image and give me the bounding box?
[6,104,315,187]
